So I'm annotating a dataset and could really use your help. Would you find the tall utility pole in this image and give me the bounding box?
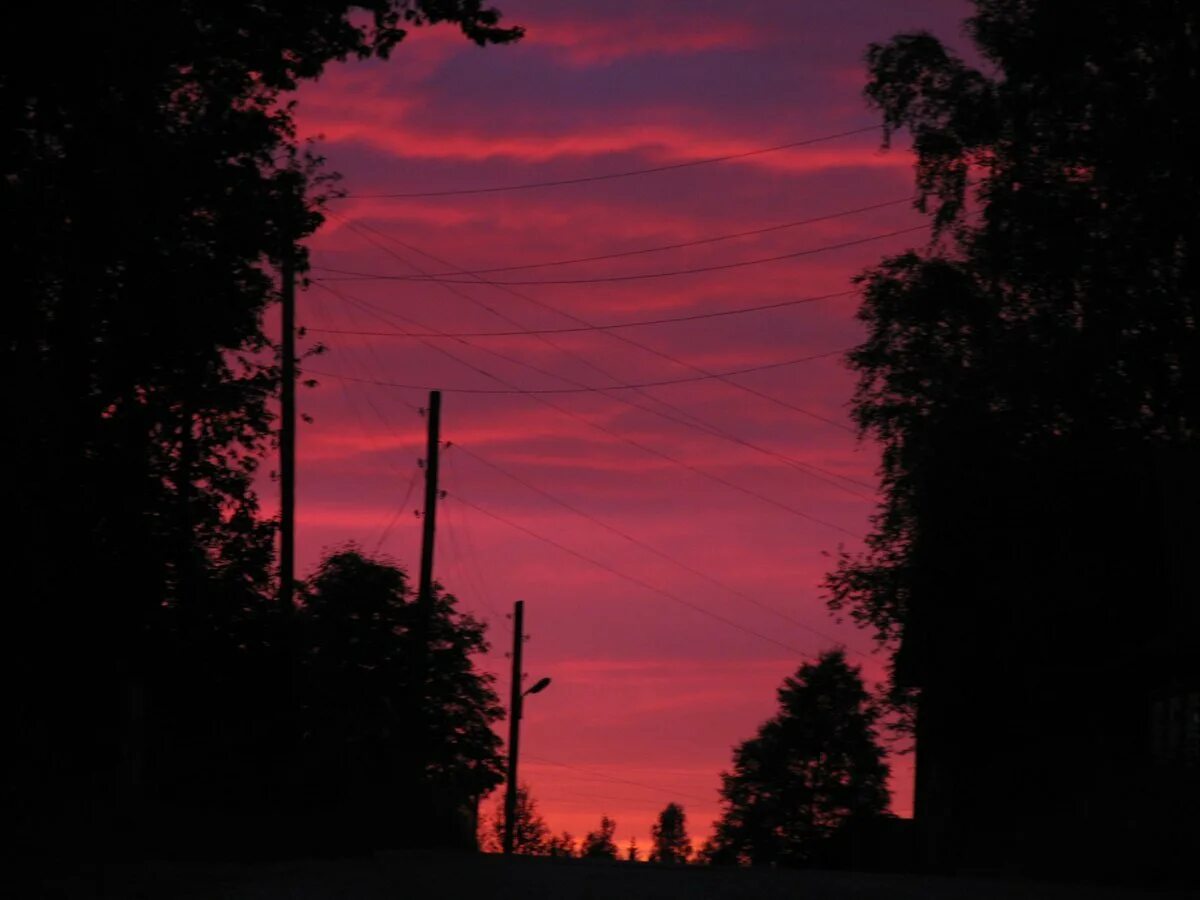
[502,599,525,857]
[417,390,442,619]
[279,242,296,612]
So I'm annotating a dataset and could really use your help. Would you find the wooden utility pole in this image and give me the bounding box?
[279,243,296,612]
[503,599,525,856]
[417,390,442,618]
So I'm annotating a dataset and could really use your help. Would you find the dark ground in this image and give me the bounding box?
[27,851,1197,899]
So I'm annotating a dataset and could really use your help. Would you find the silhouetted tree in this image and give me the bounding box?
[708,651,888,866]
[581,816,619,859]
[4,0,520,854]
[484,784,549,855]
[547,831,577,858]
[298,546,504,846]
[625,836,640,862]
[649,803,692,863]
[822,0,1200,874]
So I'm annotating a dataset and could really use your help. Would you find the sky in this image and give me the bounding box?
[281,0,973,853]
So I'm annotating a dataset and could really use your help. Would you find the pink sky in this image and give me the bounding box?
[278,0,972,852]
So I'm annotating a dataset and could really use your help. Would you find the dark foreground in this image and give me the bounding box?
[32,851,1195,899]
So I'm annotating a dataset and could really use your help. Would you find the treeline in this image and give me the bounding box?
[4,0,521,861]
[487,650,903,870]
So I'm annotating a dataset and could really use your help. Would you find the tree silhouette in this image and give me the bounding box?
[298,546,504,847]
[547,831,577,858]
[708,651,889,866]
[822,0,1200,875]
[649,803,692,864]
[625,836,640,862]
[485,783,549,855]
[5,0,521,855]
[581,816,619,859]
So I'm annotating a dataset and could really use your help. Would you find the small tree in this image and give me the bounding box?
[649,803,692,863]
[581,816,618,859]
[709,650,889,866]
[626,836,640,861]
[547,831,576,858]
[487,784,549,855]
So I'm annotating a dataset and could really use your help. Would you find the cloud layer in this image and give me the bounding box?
[281,0,972,847]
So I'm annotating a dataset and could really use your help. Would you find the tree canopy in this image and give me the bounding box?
[708,651,889,866]
[3,0,520,853]
[649,803,692,864]
[298,548,505,817]
[824,0,1200,715]
[581,816,619,860]
[822,0,1200,873]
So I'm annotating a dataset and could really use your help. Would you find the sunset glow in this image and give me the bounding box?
[281,0,971,852]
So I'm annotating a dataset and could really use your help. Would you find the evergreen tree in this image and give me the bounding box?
[649,803,692,863]
[486,784,550,856]
[581,816,619,859]
[709,651,889,866]
[626,836,640,862]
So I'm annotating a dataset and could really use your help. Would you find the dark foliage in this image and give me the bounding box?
[296,548,505,849]
[580,815,619,860]
[3,0,519,857]
[824,0,1200,877]
[708,651,889,867]
[648,803,692,864]
[546,831,578,858]
[484,784,549,855]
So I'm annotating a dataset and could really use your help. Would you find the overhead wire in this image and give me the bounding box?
[335,124,880,199]
[451,441,872,657]
[450,491,850,654]
[306,346,849,394]
[310,279,870,527]
[312,260,875,502]
[316,195,913,279]
[523,754,714,807]
[316,223,930,286]
[338,215,862,435]
[302,286,859,339]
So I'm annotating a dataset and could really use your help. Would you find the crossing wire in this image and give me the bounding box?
[319,221,874,496]
[302,286,860,339]
[310,280,874,510]
[316,195,913,279]
[524,754,714,806]
[306,346,848,394]
[451,491,847,655]
[336,124,880,199]
[331,214,860,438]
[315,224,931,286]
[451,441,872,658]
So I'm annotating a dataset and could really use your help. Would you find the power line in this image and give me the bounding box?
[524,754,714,806]
[306,347,847,394]
[452,442,872,657]
[315,224,930,286]
[318,196,914,279]
[451,491,854,650]
[373,464,422,556]
[312,279,873,500]
[310,280,873,514]
[334,216,858,436]
[302,286,859,339]
[336,124,880,199]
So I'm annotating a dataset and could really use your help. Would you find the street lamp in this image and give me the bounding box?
[503,601,552,856]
